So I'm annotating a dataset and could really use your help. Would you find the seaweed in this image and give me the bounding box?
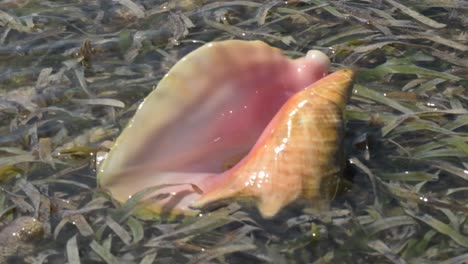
[0,0,466,263]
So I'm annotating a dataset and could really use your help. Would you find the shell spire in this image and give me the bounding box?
[192,69,355,218]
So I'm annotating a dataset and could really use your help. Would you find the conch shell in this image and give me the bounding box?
[97,40,354,218]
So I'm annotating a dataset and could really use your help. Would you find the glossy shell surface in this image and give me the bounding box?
[193,69,354,217]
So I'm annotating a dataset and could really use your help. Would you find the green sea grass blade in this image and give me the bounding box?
[384,0,446,28]
[441,252,468,264]
[364,215,416,235]
[90,240,119,264]
[106,216,131,245]
[402,230,436,259]
[145,204,242,245]
[359,59,461,82]
[139,253,157,264]
[378,171,438,181]
[66,235,81,264]
[188,243,257,264]
[444,115,468,131]
[127,217,144,244]
[308,0,344,18]
[405,210,468,247]
[353,84,414,114]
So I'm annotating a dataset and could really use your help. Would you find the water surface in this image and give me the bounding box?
[0,1,467,263]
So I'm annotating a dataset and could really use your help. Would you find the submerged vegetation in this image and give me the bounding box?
[0,0,467,263]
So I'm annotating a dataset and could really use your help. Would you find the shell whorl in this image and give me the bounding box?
[306,68,354,111]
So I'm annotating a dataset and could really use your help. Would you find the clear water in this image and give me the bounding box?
[0,1,467,263]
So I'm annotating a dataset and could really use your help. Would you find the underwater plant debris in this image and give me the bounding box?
[0,0,467,263]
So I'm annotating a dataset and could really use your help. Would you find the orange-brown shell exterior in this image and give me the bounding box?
[193,69,354,217]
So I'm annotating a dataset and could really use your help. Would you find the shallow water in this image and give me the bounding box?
[0,1,467,263]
